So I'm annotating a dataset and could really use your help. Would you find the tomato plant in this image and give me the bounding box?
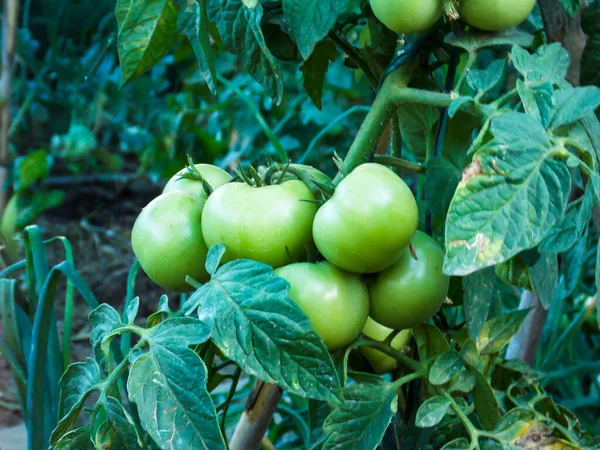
[202,179,318,268]
[275,261,370,351]
[9,1,600,450]
[370,231,450,330]
[313,163,418,273]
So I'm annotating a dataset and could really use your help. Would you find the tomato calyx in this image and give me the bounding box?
[261,161,335,201]
[174,155,219,196]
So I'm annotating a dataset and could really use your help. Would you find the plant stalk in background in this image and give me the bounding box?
[0,0,19,217]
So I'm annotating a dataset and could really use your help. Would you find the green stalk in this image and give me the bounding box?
[336,68,454,182]
[373,155,426,174]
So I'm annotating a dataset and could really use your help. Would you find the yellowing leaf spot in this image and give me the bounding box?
[461,159,483,185]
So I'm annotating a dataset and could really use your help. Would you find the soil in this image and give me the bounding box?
[0,179,180,430]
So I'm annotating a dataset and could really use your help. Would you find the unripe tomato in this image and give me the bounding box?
[132,191,209,292]
[359,317,412,374]
[275,262,370,351]
[163,163,232,199]
[459,0,537,31]
[313,163,418,274]
[370,0,443,34]
[370,231,450,330]
[202,180,317,268]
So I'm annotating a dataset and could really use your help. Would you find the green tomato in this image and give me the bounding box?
[275,262,370,351]
[163,163,232,199]
[132,191,209,292]
[459,0,536,31]
[370,231,450,330]
[359,317,412,374]
[313,163,418,274]
[370,0,443,34]
[202,180,318,268]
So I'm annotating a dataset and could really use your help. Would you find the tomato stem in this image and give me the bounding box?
[374,155,426,174]
[336,67,454,182]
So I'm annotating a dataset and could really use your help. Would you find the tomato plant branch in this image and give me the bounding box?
[373,155,426,174]
[454,51,477,93]
[444,391,481,449]
[352,339,423,373]
[219,366,242,434]
[336,68,454,182]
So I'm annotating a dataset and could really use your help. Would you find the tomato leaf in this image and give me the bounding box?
[471,369,500,430]
[582,1,600,87]
[492,408,535,441]
[147,316,211,347]
[444,112,571,276]
[495,255,533,291]
[115,0,180,86]
[449,369,476,394]
[183,258,343,403]
[50,358,102,446]
[124,297,139,325]
[540,186,594,253]
[128,343,225,449]
[463,267,496,339]
[445,30,534,53]
[96,397,143,449]
[511,44,570,85]
[551,86,600,129]
[282,0,350,59]
[529,253,559,309]
[146,295,174,329]
[300,39,337,110]
[466,59,505,95]
[429,352,464,386]
[89,304,123,360]
[309,399,331,448]
[516,80,555,128]
[479,310,531,355]
[415,396,451,428]
[425,158,461,236]
[322,382,398,450]
[413,324,450,360]
[205,243,226,276]
[173,0,217,94]
[53,427,94,450]
[206,0,283,103]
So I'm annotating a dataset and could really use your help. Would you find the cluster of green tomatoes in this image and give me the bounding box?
[370,0,537,34]
[131,163,449,374]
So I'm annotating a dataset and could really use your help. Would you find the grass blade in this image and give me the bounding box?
[45,236,76,370]
[27,261,98,450]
